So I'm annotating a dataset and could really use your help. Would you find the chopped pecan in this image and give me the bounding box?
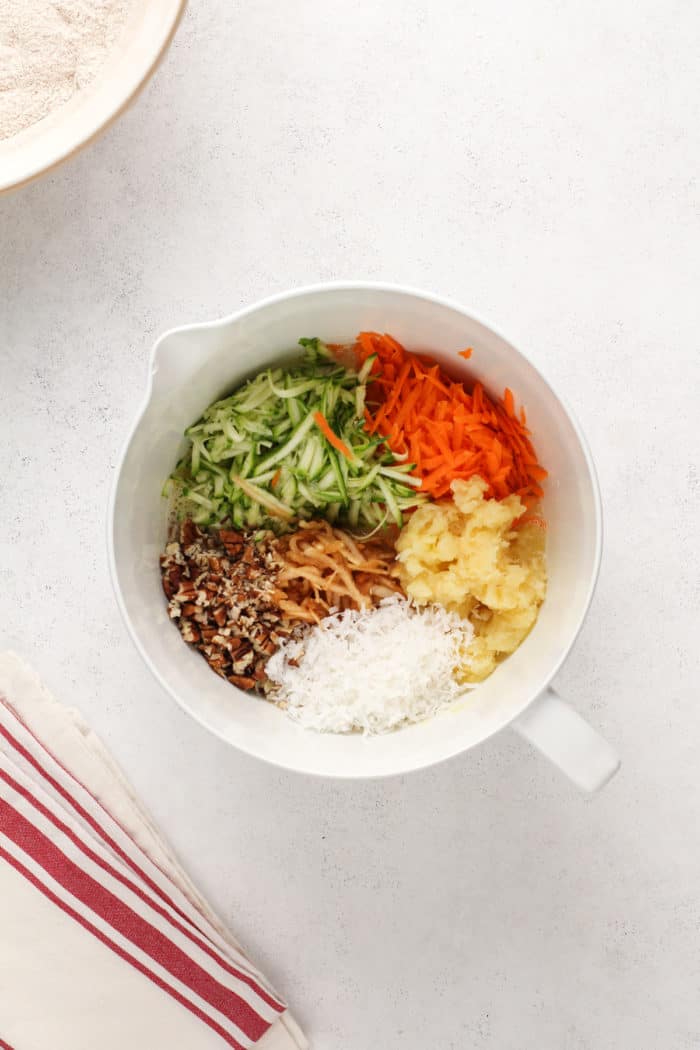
[228,673,256,690]
[181,621,201,644]
[173,580,197,602]
[181,520,200,547]
[160,520,288,695]
[219,530,245,557]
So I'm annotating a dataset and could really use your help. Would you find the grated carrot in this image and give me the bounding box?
[353,332,547,503]
[313,411,354,461]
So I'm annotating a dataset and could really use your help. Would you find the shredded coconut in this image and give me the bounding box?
[0,0,134,142]
[266,595,475,734]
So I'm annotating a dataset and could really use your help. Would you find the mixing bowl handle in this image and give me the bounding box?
[512,687,619,793]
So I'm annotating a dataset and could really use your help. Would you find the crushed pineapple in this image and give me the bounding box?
[395,476,547,681]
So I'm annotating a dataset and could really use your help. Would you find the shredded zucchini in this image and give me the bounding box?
[167,338,424,532]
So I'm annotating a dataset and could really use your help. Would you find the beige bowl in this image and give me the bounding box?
[0,0,186,194]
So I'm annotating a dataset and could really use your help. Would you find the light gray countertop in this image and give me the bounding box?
[2,1,698,1047]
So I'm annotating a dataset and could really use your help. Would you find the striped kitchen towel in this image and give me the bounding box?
[0,652,307,1050]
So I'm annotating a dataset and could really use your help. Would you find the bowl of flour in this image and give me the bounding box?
[0,0,186,192]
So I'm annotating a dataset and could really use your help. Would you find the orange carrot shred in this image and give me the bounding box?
[313,411,354,461]
[381,360,411,419]
[354,332,546,505]
[458,348,473,359]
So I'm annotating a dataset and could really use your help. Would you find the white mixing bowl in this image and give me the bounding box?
[109,283,619,790]
[0,0,186,193]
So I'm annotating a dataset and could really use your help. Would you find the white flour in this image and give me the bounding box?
[0,0,134,141]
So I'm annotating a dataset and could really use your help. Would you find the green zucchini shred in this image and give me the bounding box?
[165,338,425,533]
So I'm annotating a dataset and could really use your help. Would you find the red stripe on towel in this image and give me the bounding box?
[0,843,246,1050]
[0,797,269,1042]
[0,763,283,1016]
[0,705,282,1009]
[0,718,194,925]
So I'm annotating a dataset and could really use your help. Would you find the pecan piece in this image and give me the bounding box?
[219,530,245,557]
[173,580,197,602]
[181,520,201,547]
[180,621,201,644]
[228,674,256,691]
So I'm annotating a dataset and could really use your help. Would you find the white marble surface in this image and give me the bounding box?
[2,1,699,1046]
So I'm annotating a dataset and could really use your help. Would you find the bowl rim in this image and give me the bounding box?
[0,0,187,194]
[107,280,603,778]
